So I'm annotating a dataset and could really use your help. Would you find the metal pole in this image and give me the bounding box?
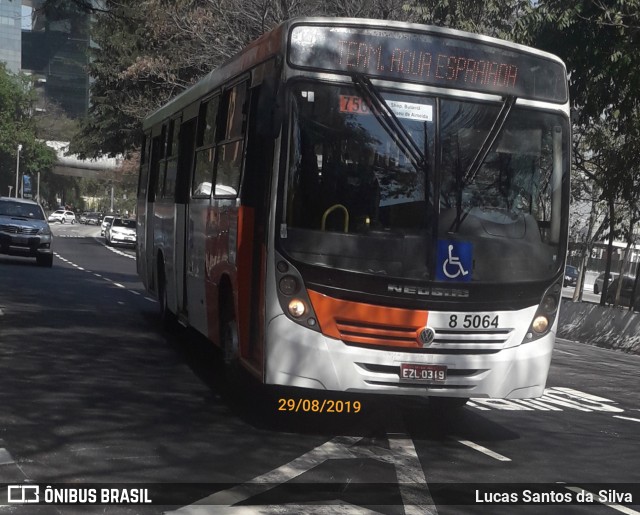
[15,144,22,198]
[37,171,40,202]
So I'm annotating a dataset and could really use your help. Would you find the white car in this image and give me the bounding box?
[48,209,76,224]
[100,215,114,236]
[105,218,137,246]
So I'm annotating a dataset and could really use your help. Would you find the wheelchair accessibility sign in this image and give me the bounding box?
[436,240,473,281]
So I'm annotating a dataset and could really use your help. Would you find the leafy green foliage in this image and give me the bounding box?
[404,0,531,38]
[0,63,56,197]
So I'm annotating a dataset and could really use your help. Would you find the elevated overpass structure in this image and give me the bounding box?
[47,141,123,178]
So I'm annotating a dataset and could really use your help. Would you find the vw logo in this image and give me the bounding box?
[417,327,436,347]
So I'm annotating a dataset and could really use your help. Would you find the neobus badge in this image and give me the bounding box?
[417,327,436,347]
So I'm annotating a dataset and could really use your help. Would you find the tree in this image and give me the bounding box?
[66,0,421,158]
[404,0,530,38]
[516,0,640,306]
[0,63,56,198]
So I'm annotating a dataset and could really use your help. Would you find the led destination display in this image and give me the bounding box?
[289,25,567,103]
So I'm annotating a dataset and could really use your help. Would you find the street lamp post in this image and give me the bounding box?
[15,144,22,198]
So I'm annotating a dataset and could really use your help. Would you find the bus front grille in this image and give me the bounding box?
[335,320,514,351]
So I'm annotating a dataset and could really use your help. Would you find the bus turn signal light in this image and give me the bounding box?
[279,275,300,295]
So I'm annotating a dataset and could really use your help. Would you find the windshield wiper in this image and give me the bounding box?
[352,74,427,172]
[450,95,517,232]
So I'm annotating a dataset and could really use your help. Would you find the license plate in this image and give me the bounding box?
[400,363,447,383]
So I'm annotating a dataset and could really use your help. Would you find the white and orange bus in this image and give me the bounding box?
[137,17,570,406]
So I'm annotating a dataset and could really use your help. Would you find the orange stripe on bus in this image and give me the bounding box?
[307,290,429,349]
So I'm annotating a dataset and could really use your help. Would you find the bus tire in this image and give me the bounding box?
[428,397,469,411]
[221,317,241,382]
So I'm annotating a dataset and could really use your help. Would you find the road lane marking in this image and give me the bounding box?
[0,448,14,465]
[565,487,640,515]
[469,387,623,413]
[167,433,436,515]
[554,349,578,356]
[95,236,136,260]
[613,415,640,423]
[53,252,146,300]
[510,399,561,411]
[454,439,511,462]
[387,434,435,515]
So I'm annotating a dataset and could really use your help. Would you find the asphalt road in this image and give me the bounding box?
[0,224,638,514]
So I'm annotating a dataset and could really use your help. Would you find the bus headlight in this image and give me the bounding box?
[288,299,307,318]
[532,315,549,333]
[523,279,562,343]
[275,252,321,332]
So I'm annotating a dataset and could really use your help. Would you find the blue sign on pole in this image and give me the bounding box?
[22,175,32,198]
[436,240,473,281]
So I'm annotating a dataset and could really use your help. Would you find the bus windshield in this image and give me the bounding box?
[281,81,568,283]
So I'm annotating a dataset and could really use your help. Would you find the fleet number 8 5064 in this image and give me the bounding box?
[449,314,499,329]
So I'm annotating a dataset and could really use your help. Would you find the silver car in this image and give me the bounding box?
[0,197,53,267]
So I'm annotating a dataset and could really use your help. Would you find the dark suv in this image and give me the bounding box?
[0,197,53,267]
[604,275,640,310]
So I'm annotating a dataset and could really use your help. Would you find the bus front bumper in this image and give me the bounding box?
[265,313,555,399]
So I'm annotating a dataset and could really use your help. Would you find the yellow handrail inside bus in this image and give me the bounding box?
[321,204,349,233]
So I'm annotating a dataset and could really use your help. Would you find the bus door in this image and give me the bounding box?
[235,74,278,372]
[188,97,220,336]
[136,134,151,288]
[175,116,197,317]
[147,129,163,293]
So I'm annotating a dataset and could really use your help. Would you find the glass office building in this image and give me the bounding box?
[0,0,22,73]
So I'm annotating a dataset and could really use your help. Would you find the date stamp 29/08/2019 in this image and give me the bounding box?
[277,398,362,414]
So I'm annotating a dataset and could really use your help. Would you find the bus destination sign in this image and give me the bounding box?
[289,25,567,103]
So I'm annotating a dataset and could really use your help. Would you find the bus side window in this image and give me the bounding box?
[148,132,163,203]
[155,125,168,199]
[192,97,220,198]
[137,133,151,200]
[176,117,197,204]
[214,81,248,197]
[163,118,180,199]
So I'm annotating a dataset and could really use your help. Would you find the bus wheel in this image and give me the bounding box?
[221,318,240,373]
[428,397,469,411]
